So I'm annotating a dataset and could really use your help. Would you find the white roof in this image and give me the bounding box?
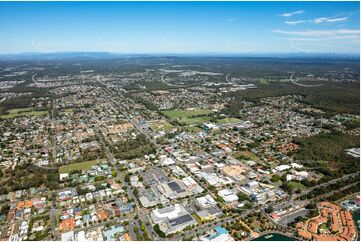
[204,123,218,129]
[295,171,308,177]
[200,172,222,186]
[152,204,182,220]
[61,231,74,241]
[247,180,259,187]
[196,194,217,207]
[162,157,176,165]
[275,164,291,171]
[291,163,303,169]
[182,176,197,187]
[218,189,238,203]
[286,174,293,181]
[59,173,69,180]
[75,231,87,241]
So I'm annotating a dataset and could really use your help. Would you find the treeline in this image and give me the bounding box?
[0,96,35,115]
[81,148,104,161]
[301,83,360,114]
[133,96,158,111]
[0,162,59,194]
[111,134,155,160]
[300,175,359,200]
[0,79,50,115]
[294,131,359,162]
[293,132,360,179]
[222,82,360,117]
[322,182,359,201]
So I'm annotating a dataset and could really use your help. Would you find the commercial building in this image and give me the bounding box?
[217,189,238,203]
[139,187,168,208]
[196,195,217,208]
[250,188,276,204]
[157,180,190,199]
[240,181,259,194]
[150,204,197,235]
[181,176,204,194]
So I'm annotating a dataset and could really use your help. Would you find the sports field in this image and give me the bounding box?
[161,109,214,125]
[217,118,241,124]
[59,159,104,173]
[0,108,48,119]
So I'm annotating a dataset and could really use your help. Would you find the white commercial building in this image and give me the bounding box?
[196,195,217,208]
[218,189,238,203]
[150,204,197,235]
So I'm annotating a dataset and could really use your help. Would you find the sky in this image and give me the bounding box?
[0,1,359,54]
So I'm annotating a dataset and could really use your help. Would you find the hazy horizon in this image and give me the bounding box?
[0,1,359,54]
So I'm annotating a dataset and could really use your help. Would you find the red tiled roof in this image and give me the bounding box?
[59,218,75,232]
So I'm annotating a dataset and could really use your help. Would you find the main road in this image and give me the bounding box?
[92,87,157,240]
[289,72,323,87]
[292,171,360,200]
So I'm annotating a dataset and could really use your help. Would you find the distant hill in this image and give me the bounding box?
[0,51,359,60]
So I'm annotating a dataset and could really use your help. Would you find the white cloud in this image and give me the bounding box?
[279,10,305,17]
[288,37,359,53]
[279,37,320,41]
[285,20,307,25]
[285,17,348,25]
[274,25,359,53]
[313,17,348,24]
[273,29,359,37]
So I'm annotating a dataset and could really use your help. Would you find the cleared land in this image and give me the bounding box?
[217,118,241,124]
[149,120,174,132]
[59,159,104,173]
[161,109,214,125]
[234,150,259,161]
[0,108,48,119]
[222,165,246,176]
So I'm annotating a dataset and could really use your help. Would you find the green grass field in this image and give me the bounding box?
[61,108,74,113]
[217,118,241,124]
[59,159,104,173]
[0,108,48,119]
[286,181,306,191]
[161,109,214,125]
[186,126,203,133]
[149,120,174,132]
[234,151,259,161]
